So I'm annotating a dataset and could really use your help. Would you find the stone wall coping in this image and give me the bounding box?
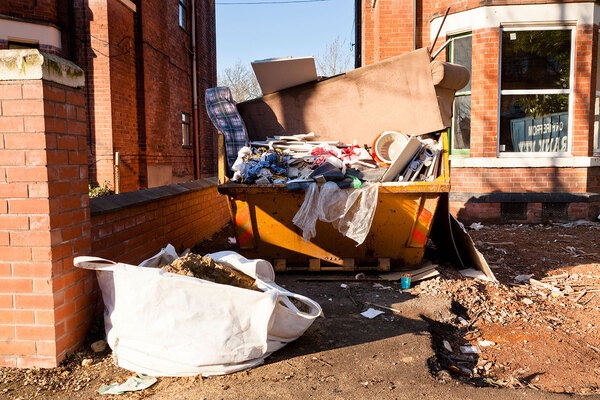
[450,191,600,203]
[450,156,600,168]
[0,49,84,88]
[90,178,220,216]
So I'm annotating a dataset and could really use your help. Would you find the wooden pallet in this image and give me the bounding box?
[273,257,391,272]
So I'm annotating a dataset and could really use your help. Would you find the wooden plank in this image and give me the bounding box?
[342,258,356,271]
[309,258,321,272]
[378,258,391,271]
[274,259,286,272]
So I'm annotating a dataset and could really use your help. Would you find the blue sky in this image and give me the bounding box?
[215,0,355,71]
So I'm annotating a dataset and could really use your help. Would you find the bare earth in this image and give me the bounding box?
[1,223,599,400]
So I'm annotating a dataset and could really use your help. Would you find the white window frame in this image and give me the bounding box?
[497,25,575,157]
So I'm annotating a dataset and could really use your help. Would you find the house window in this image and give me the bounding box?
[499,28,572,154]
[178,0,188,31]
[449,33,472,155]
[182,112,191,148]
[8,40,39,50]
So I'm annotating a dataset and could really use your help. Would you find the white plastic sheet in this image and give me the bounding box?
[74,248,322,377]
[293,182,379,245]
[292,182,320,241]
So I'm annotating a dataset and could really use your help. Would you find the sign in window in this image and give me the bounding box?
[499,29,572,153]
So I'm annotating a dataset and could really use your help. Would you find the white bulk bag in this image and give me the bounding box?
[74,249,322,377]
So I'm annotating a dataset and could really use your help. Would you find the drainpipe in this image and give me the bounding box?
[413,0,417,50]
[191,0,201,179]
[354,0,361,68]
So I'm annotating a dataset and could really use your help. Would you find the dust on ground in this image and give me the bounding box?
[426,222,600,394]
[1,223,599,399]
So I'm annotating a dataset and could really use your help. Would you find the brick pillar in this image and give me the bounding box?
[572,24,596,158]
[0,50,94,368]
[470,28,500,158]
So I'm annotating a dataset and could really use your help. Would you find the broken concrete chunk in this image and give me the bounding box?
[443,340,453,352]
[91,340,107,353]
[514,274,533,284]
[460,345,481,354]
[81,358,94,367]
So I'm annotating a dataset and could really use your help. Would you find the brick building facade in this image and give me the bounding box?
[360,0,600,222]
[1,0,218,191]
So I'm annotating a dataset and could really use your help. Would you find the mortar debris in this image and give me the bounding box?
[162,253,261,292]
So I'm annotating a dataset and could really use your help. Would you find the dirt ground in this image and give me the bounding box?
[1,222,599,400]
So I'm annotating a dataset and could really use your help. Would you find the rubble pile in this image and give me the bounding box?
[416,266,600,393]
[162,253,261,292]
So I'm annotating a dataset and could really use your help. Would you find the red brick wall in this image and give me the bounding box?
[0,1,59,25]
[90,180,230,264]
[107,0,140,192]
[196,0,218,177]
[0,78,93,368]
[572,25,596,157]
[72,0,218,190]
[83,0,116,188]
[451,167,591,192]
[361,0,417,65]
[139,0,195,182]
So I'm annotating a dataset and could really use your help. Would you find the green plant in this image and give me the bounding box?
[89,182,114,198]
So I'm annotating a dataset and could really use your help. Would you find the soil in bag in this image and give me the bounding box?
[162,253,261,292]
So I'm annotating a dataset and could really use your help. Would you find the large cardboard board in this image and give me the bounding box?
[238,48,449,145]
[251,57,317,95]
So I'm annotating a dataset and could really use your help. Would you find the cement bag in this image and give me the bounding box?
[74,251,322,377]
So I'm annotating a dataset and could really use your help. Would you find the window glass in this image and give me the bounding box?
[500,29,571,153]
[501,30,571,90]
[182,112,191,147]
[179,0,187,31]
[499,94,568,152]
[449,34,472,154]
[453,36,472,93]
[453,95,471,150]
[8,41,39,50]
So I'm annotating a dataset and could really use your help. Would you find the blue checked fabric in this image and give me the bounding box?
[205,87,249,169]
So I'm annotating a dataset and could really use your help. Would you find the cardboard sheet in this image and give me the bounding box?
[251,57,317,95]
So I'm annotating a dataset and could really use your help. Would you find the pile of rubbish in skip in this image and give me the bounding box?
[231,131,442,187]
[227,130,443,245]
[74,245,322,377]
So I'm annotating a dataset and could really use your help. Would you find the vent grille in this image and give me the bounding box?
[542,203,568,222]
[501,203,527,221]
